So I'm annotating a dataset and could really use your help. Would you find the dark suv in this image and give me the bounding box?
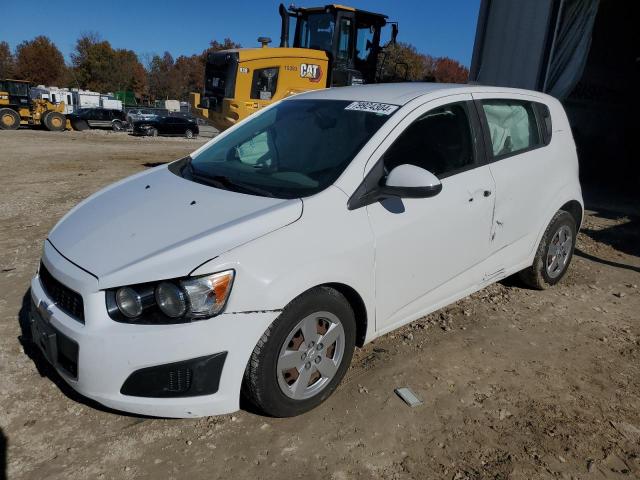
[68,108,128,131]
[132,116,199,139]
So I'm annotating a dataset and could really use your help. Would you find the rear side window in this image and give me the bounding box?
[383,102,475,178]
[481,100,540,157]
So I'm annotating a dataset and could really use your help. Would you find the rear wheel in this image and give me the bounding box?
[519,210,577,289]
[184,129,194,139]
[43,111,66,131]
[243,287,356,417]
[0,108,20,130]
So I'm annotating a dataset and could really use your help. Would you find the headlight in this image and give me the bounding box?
[155,282,188,318]
[106,270,235,324]
[181,270,235,318]
[115,287,143,318]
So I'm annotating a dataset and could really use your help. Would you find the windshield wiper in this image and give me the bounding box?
[211,175,276,197]
[191,170,275,198]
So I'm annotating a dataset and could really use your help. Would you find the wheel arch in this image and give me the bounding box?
[529,183,584,262]
[560,199,583,230]
[322,282,368,347]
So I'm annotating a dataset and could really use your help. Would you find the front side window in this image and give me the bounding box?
[184,99,394,198]
[383,102,475,178]
[481,100,540,157]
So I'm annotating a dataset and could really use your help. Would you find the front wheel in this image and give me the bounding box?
[519,210,577,289]
[43,111,66,131]
[112,120,124,132]
[243,287,356,417]
[184,129,194,139]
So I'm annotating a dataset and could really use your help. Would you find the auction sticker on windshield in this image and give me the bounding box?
[344,101,399,115]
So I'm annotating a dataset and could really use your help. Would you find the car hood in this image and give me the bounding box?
[48,165,303,289]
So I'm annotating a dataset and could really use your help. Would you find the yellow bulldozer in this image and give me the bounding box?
[0,79,68,131]
[191,3,398,131]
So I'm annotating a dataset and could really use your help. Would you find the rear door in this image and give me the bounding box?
[161,117,178,135]
[89,109,110,128]
[168,117,183,135]
[472,93,550,261]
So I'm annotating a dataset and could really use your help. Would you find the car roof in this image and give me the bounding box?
[294,83,466,105]
[292,82,551,106]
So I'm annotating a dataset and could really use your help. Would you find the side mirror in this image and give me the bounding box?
[381,164,442,198]
[347,163,442,210]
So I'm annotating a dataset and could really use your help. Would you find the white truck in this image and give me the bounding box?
[100,96,123,110]
[32,86,124,113]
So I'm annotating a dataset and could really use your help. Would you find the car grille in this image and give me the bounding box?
[39,262,85,324]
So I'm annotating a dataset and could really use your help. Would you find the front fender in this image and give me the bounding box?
[191,186,376,339]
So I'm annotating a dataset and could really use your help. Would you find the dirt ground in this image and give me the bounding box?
[0,129,639,480]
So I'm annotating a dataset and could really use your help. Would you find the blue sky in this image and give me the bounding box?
[2,0,481,66]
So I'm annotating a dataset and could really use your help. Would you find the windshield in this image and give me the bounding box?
[0,81,29,96]
[184,99,394,198]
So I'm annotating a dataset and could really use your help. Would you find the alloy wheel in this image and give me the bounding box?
[276,311,345,400]
[546,225,572,278]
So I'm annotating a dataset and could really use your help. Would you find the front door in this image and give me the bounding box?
[365,95,496,331]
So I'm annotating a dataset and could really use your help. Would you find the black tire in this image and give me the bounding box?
[184,129,194,139]
[71,119,89,131]
[243,286,356,417]
[112,120,124,132]
[519,210,577,289]
[0,108,20,130]
[43,111,66,131]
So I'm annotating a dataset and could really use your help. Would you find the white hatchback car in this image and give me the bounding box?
[30,83,583,418]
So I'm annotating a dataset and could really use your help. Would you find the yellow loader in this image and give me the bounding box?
[0,79,68,131]
[192,3,398,131]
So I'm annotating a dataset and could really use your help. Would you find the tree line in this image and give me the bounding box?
[0,34,468,102]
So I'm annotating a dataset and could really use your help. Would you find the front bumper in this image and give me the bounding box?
[30,241,279,418]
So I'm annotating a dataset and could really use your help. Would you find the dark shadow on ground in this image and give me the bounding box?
[580,210,640,259]
[574,248,640,274]
[0,427,6,480]
[17,290,151,420]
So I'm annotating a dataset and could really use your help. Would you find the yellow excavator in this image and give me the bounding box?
[0,79,67,131]
[191,3,398,131]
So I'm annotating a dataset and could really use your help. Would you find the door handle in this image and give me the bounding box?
[483,190,492,197]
